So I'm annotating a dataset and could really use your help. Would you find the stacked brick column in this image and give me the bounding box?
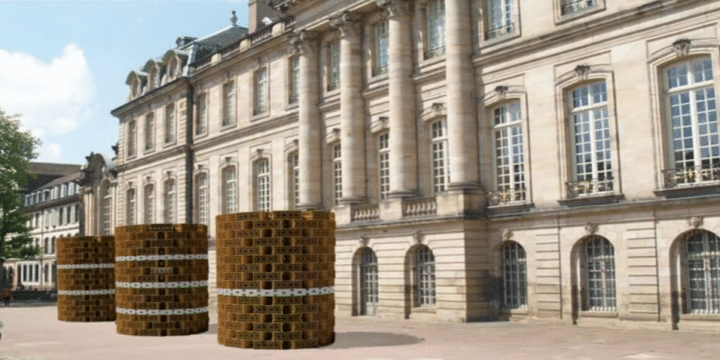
[216,210,335,350]
[115,224,209,336]
[57,236,116,322]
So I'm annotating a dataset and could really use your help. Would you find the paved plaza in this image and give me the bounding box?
[1,304,719,360]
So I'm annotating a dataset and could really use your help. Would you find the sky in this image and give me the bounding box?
[0,0,251,164]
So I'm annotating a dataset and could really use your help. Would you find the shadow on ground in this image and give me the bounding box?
[323,332,424,349]
[205,323,218,335]
[3,301,57,308]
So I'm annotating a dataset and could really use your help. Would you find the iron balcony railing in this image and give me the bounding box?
[424,46,446,60]
[662,164,720,188]
[487,187,526,206]
[561,0,598,15]
[565,178,614,198]
[485,23,515,40]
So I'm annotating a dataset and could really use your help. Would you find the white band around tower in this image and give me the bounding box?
[217,286,334,297]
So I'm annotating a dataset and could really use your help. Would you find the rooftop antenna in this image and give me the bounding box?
[230,10,238,27]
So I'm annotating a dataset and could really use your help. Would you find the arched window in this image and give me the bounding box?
[222,166,237,214]
[685,231,720,314]
[583,236,616,311]
[196,173,209,225]
[501,242,527,309]
[416,246,436,307]
[360,248,379,316]
[101,185,112,235]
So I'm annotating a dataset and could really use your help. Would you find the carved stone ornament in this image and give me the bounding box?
[585,223,598,235]
[673,39,691,57]
[495,85,509,100]
[574,65,591,80]
[501,229,513,241]
[413,230,424,245]
[290,30,318,54]
[329,11,361,37]
[144,176,152,184]
[376,0,413,18]
[359,236,370,247]
[688,216,703,229]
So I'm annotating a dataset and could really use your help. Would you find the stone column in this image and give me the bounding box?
[381,0,417,198]
[292,31,323,209]
[331,12,366,204]
[445,0,478,190]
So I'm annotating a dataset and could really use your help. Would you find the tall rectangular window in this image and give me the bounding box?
[487,0,514,39]
[74,205,79,223]
[102,187,111,235]
[59,208,64,226]
[66,205,71,224]
[196,94,207,136]
[127,121,136,157]
[164,179,176,223]
[223,167,237,214]
[164,103,175,144]
[196,174,209,225]
[126,189,136,225]
[291,153,299,209]
[332,143,342,206]
[254,68,268,115]
[426,0,446,59]
[569,82,613,195]
[665,58,719,186]
[256,160,271,211]
[430,120,449,194]
[493,102,526,203]
[144,113,155,151]
[144,185,154,224]
[328,40,340,91]
[289,56,300,104]
[223,81,236,127]
[374,21,389,76]
[378,133,390,201]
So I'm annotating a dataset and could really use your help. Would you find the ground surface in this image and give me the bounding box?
[1,303,719,360]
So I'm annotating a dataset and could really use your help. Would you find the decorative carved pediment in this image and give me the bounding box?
[574,65,591,81]
[585,223,598,235]
[672,39,691,57]
[501,229,513,241]
[688,216,703,229]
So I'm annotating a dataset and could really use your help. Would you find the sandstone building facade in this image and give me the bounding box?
[102,0,720,331]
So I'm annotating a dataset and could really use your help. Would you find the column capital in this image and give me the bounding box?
[376,0,413,18]
[329,11,362,37]
[290,30,319,54]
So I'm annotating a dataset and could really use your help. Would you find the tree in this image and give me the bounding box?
[0,108,41,260]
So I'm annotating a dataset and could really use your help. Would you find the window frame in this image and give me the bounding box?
[554,66,621,202]
[489,99,528,205]
[101,183,112,236]
[327,39,341,92]
[222,165,238,214]
[483,0,520,43]
[222,80,237,128]
[163,178,176,224]
[144,112,155,153]
[144,183,154,224]
[373,20,389,77]
[429,119,450,195]
[195,172,209,225]
[289,152,300,210]
[126,188,136,226]
[416,245,436,308]
[253,67,269,117]
[195,93,208,137]
[501,241,528,310]
[332,142,343,206]
[581,236,617,312]
[682,231,720,315]
[378,132,390,201]
[164,102,176,146]
[424,0,446,60]
[255,159,271,211]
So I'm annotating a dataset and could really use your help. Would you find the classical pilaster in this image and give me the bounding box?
[292,31,323,210]
[331,12,366,204]
[445,0,479,190]
[379,0,417,198]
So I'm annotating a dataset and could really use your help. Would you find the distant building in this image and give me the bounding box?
[99,0,720,331]
[4,162,83,291]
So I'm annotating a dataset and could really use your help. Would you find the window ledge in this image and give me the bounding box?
[500,307,528,315]
[654,183,720,199]
[251,112,270,122]
[284,102,298,111]
[163,141,177,149]
[143,148,155,155]
[325,88,341,97]
[419,55,445,70]
[412,306,436,314]
[555,4,605,25]
[580,311,618,318]
[369,72,389,83]
[680,313,720,322]
[220,123,237,132]
[482,32,521,47]
[557,193,623,207]
[488,202,534,214]
[194,133,208,140]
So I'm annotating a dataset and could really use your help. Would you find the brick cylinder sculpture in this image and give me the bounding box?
[115,224,209,336]
[57,236,116,322]
[216,211,335,350]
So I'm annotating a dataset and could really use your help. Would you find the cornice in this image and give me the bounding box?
[473,0,710,67]
[21,195,81,213]
[111,78,190,119]
[115,146,187,173]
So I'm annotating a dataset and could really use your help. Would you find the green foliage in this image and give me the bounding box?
[0,108,41,259]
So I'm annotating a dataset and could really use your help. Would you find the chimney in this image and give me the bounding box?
[248,0,282,33]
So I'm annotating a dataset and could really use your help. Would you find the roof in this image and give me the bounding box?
[29,162,81,176]
[34,172,82,191]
